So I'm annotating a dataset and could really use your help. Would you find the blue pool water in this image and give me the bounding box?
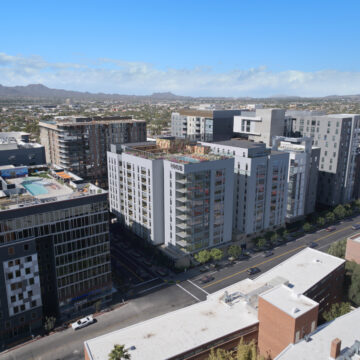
[22,180,48,196]
[176,156,199,163]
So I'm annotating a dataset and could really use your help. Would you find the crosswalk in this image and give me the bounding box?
[176,280,209,302]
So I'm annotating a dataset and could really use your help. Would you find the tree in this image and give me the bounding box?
[325,211,335,224]
[303,222,312,232]
[327,238,347,258]
[323,302,351,322]
[44,316,56,333]
[210,248,224,262]
[349,263,360,306]
[108,344,131,360]
[270,233,278,245]
[316,217,325,227]
[333,205,346,219]
[257,238,266,248]
[208,348,233,360]
[228,245,242,259]
[194,250,211,264]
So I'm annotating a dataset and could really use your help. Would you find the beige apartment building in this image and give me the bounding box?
[39,116,146,187]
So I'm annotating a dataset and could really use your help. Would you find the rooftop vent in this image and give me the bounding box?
[292,307,300,314]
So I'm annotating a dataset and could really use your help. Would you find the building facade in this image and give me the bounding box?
[272,137,320,221]
[233,109,286,147]
[0,132,45,167]
[171,109,241,142]
[0,169,111,345]
[292,114,360,206]
[108,138,234,253]
[201,139,289,238]
[39,116,146,187]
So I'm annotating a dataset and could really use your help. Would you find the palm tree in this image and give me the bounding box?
[108,344,131,360]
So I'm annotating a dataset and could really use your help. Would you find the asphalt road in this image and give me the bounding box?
[2,216,359,360]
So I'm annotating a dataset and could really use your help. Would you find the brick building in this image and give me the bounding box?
[345,233,360,264]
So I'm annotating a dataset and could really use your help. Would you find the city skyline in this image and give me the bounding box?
[1,0,360,97]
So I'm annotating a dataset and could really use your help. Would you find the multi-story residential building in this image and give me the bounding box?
[107,137,234,253]
[39,116,146,188]
[171,109,241,142]
[84,248,345,360]
[233,108,286,146]
[201,139,289,240]
[0,168,111,345]
[272,137,320,221]
[292,114,360,206]
[0,132,46,166]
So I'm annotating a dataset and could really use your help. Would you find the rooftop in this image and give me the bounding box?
[276,308,360,359]
[0,170,106,212]
[85,290,258,360]
[84,249,344,360]
[348,233,360,244]
[213,139,267,149]
[260,285,318,318]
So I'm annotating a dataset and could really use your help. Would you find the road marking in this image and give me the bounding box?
[203,224,354,289]
[187,280,209,295]
[176,284,201,302]
[137,282,166,295]
[203,244,306,289]
[133,277,159,288]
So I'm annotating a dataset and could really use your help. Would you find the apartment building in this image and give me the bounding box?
[0,132,45,166]
[84,248,345,360]
[39,116,146,187]
[107,137,234,253]
[0,168,111,345]
[171,109,241,142]
[292,114,360,206]
[233,108,286,146]
[272,137,320,221]
[201,139,289,238]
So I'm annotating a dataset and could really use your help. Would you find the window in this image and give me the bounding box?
[8,247,15,256]
[7,272,13,280]
[13,306,19,314]
[15,270,20,277]
[24,244,29,251]
[29,278,35,285]
[26,256,32,262]
[11,296,16,303]
[25,268,31,275]
[31,300,37,308]
[20,304,25,311]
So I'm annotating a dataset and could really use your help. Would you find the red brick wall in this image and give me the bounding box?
[258,297,318,359]
[345,239,360,265]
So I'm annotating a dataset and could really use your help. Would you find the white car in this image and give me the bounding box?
[71,315,95,330]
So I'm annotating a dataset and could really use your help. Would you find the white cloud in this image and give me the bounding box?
[1,52,360,97]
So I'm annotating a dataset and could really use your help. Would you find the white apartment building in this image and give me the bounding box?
[108,138,234,253]
[201,139,289,238]
[272,137,320,221]
[233,108,286,146]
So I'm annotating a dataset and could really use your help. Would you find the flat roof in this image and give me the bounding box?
[85,293,258,360]
[84,249,344,360]
[276,308,360,359]
[260,285,318,318]
[254,248,345,294]
[348,233,360,244]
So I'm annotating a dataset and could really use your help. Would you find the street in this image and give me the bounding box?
[1,216,359,360]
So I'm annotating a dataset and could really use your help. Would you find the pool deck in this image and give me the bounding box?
[8,176,73,199]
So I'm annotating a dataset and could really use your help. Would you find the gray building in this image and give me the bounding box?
[233,109,286,147]
[0,132,46,167]
[39,116,146,188]
[272,137,320,222]
[0,169,111,345]
[292,114,360,206]
[171,109,241,142]
[202,139,289,241]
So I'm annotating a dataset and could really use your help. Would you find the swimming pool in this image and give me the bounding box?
[22,180,49,196]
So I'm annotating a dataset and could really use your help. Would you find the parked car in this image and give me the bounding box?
[326,226,336,232]
[247,267,261,275]
[199,265,209,273]
[71,315,95,330]
[308,242,318,248]
[263,251,274,258]
[352,224,360,230]
[200,275,214,284]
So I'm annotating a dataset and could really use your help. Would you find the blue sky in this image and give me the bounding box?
[1,0,360,96]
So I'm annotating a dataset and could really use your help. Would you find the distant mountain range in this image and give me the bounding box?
[1,83,360,101]
[0,84,192,101]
